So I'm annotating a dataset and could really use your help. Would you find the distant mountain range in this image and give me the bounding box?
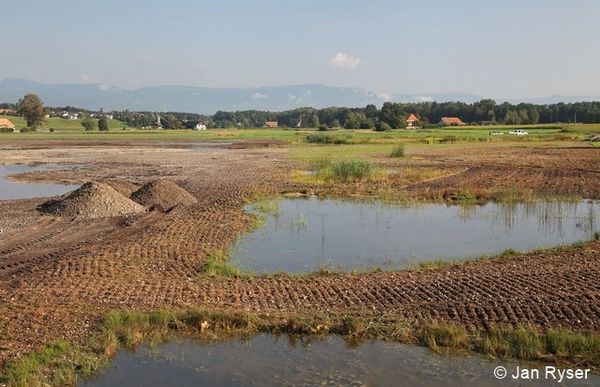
[1,78,599,114]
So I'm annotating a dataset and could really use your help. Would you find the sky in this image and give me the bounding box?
[1,0,599,98]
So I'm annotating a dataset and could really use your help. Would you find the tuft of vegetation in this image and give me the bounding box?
[419,322,470,352]
[594,231,600,241]
[201,250,241,278]
[323,160,373,183]
[305,133,352,144]
[447,191,480,205]
[389,144,405,158]
[310,158,375,183]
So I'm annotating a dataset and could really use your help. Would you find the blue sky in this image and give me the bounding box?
[2,0,598,98]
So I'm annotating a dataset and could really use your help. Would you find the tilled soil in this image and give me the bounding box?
[0,140,599,366]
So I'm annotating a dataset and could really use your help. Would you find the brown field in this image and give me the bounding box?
[1,139,600,370]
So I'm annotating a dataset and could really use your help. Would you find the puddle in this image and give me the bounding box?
[0,164,79,200]
[231,197,600,273]
[82,334,598,386]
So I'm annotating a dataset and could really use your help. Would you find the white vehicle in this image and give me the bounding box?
[508,129,528,136]
[489,130,504,136]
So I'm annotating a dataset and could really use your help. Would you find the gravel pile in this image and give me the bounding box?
[130,179,198,210]
[39,182,147,219]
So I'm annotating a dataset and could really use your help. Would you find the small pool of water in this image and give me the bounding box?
[0,164,79,200]
[231,197,599,273]
[82,335,598,386]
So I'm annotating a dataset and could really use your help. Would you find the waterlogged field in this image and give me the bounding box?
[231,197,600,273]
[1,137,600,385]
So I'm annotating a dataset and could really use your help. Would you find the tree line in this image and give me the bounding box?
[114,100,600,129]
[7,94,600,130]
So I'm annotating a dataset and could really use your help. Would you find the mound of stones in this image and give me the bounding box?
[39,182,147,219]
[130,179,198,210]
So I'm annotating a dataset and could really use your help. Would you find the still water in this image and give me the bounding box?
[0,164,79,200]
[231,197,599,273]
[83,334,599,387]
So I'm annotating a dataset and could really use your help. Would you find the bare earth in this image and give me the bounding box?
[0,140,599,366]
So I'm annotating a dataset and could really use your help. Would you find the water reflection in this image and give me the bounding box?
[0,164,79,200]
[82,334,600,387]
[231,198,599,274]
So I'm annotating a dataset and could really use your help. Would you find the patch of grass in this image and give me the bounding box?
[318,160,374,183]
[594,231,600,241]
[495,188,536,203]
[201,250,241,278]
[305,133,352,145]
[500,248,519,256]
[447,191,480,205]
[389,144,405,158]
[0,340,103,386]
[252,200,281,217]
[419,322,470,352]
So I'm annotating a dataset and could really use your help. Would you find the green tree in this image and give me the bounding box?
[379,102,405,128]
[17,94,44,129]
[329,119,341,128]
[98,117,109,131]
[309,114,320,128]
[160,114,182,129]
[81,117,97,131]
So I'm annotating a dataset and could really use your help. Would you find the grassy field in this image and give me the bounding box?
[0,120,598,145]
[2,115,127,131]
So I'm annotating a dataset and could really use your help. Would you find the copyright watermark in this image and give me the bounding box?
[493,365,590,383]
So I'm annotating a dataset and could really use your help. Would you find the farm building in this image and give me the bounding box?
[0,118,15,129]
[194,121,207,130]
[264,121,278,128]
[440,117,466,126]
[0,108,16,115]
[406,113,419,129]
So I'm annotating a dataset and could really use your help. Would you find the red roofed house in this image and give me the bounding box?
[0,118,15,130]
[440,117,466,126]
[0,108,17,115]
[264,121,278,128]
[406,113,419,129]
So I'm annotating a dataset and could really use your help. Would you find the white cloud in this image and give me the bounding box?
[378,93,392,101]
[415,95,434,102]
[251,93,269,99]
[79,74,90,82]
[330,52,360,69]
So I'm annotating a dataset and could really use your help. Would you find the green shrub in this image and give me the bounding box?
[305,133,352,144]
[390,144,405,158]
[375,122,392,132]
[318,160,373,183]
[318,124,329,131]
[0,127,14,133]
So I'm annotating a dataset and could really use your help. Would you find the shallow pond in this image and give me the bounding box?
[231,197,599,273]
[0,164,79,200]
[83,334,598,386]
